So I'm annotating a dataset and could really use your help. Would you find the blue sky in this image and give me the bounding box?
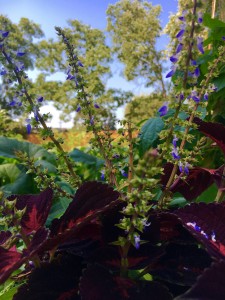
[1,0,178,127]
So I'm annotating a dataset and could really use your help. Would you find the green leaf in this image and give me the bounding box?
[196,184,218,203]
[203,13,225,29]
[139,117,164,156]
[0,164,37,195]
[69,148,104,168]
[0,137,56,163]
[212,73,225,91]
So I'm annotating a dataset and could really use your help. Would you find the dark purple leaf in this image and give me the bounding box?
[175,202,225,259]
[193,117,225,156]
[162,163,214,201]
[0,228,49,284]
[0,231,11,245]
[50,181,120,236]
[8,188,53,234]
[14,254,82,300]
[175,261,225,300]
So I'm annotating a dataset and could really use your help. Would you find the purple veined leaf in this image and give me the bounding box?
[175,202,225,260]
[0,228,49,284]
[43,182,121,250]
[193,117,225,156]
[175,261,225,300]
[7,188,53,234]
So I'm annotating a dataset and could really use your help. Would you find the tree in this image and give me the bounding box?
[106,0,166,96]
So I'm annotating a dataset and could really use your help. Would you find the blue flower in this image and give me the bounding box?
[121,169,128,177]
[26,119,32,134]
[134,234,140,249]
[76,105,81,112]
[176,43,183,54]
[1,31,9,38]
[198,12,203,23]
[194,67,200,77]
[179,161,183,173]
[0,68,7,75]
[179,92,184,100]
[158,102,168,117]
[197,37,204,54]
[204,92,208,100]
[176,29,185,39]
[166,65,176,78]
[16,50,26,57]
[15,61,25,72]
[100,171,105,181]
[222,37,225,41]
[172,135,178,147]
[184,162,189,175]
[94,103,100,109]
[77,60,84,67]
[37,96,44,103]
[90,116,94,125]
[172,146,180,160]
[170,55,178,63]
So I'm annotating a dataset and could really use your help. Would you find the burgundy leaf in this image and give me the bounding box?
[193,117,225,156]
[80,264,122,300]
[51,182,120,235]
[162,163,214,201]
[41,182,121,251]
[175,202,225,259]
[0,228,49,284]
[175,261,225,300]
[14,254,82,300]
[151,243,211,287]
[8,188,53,234]
[0,231,12,245]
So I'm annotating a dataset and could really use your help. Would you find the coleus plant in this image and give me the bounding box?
[1,115,225,299]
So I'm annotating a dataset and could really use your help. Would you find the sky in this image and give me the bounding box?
[1,0,178,128]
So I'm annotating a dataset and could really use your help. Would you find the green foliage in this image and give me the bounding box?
[138,117,164,156]
[125,93,164,124]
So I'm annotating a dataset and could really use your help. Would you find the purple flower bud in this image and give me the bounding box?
[179,92,184,100]
[158,102,168,117]
[134,234,140,249]
[17,102,22,107]
[112,154,120,159]
[37,96,44,103]
[194,67,200,77]
[0,68,7,75]
[66,74,75,80]
[16,50,26,57]
[100,171,105,181]
[76,105,81,112]
[179,161,183,173]
[15,61,25,72]
[0,43,4,49]
[176,29,185,39]
[191,60,197,66]
[197,37,204,54]
[26,123,32,134]
[9,101,16,106]
[166,66,176,78]
[172,135,178,147]
[2,31,9,38]
[172,147,180,160]
[184,163,189,175]
[192,95,200,102]
[176,43,183,54]
[90,116,94,125]
[222,37,225,41]
[204,93,208,100]
[94,103,100,109]
[198,12,203,23]
[77,60,84,67]
[121,169,128,177]
[170,55,178,63]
